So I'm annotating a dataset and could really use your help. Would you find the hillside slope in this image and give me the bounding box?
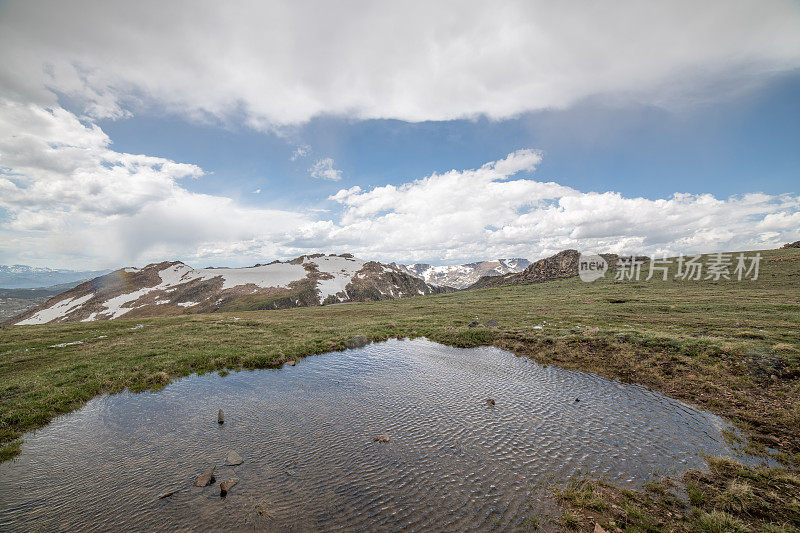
[468,250,620,289]
[11,254,448,324]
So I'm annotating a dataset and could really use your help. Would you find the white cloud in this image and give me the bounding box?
[253,188,261,194]
[308,158,342,181]
[290,145,310,161]
[0,100,311,268]
[1,102,798,268]
[0,1,798,127]
[319,150,800,263]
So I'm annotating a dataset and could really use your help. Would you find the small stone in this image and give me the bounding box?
[467,320,480,328]
[220,477,238,496]
[484,319,499,328]
[583,327,600,336]
[226,450,243,465]
[286,360,296,366]
[157,488,180,499]
[574,398,580,402]
[594,524,608,533]
[217,409,224,424]
[374,434,390,443]
[194,465,216,487]
[486,398,496,406]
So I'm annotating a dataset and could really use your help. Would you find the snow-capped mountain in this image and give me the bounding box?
[12,254,449,325]
[393,258,530,289]
[0,265,109,289]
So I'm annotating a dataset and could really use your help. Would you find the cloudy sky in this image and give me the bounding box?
[1,0,799,269]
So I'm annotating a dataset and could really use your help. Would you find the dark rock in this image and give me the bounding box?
[345,336,369,349]
[220,477,238,496]
[194,466,216,487]
[575,398,580,402]
[484,319,499,328]
[217,409,224,424]
[374,434,390,443]
[225,450,243,466]
[467,320,480,328]
[486,398,496,406]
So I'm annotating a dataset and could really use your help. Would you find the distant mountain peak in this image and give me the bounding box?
[393,258,531,289]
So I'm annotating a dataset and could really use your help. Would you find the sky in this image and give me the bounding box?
[0,1,799,269]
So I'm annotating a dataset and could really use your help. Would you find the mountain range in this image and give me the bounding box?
[0,265,110,289]
[9,253,588,325]
[392,258,530,289]
[11,254,451,325]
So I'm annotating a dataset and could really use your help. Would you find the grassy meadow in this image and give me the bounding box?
[1,247,799,530]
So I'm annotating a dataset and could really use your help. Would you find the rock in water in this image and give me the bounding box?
[226,450,243,465]
[286,360,296,366]
[345,336,369,349]
[220,477,238,496]
[486,398,496,406]
[374,434,390,443]
[157,488,180,499]
[217,409,224,424]
[194,466,216,487]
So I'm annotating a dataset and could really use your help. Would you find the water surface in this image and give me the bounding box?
[0,338,738,531]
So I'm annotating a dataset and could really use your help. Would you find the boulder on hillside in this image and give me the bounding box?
[782,240,800,249]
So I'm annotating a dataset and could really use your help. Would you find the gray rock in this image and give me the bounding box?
[345,336,369,349]
[220,477,238,496]
[225,450,243,466]
[484,319,499,328]
[217,409,224,424]
[467,320,480,328]
[194,465,216,487]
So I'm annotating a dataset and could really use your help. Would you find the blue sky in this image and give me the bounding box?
[98,70,800,208]
[1,1,799,269]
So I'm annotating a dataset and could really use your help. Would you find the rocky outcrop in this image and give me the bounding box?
[782,240,800,249]
[468,250,618,289]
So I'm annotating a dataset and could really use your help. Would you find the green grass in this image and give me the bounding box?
[1,247,799,525]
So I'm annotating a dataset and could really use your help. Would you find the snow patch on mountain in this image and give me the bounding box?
[394,258,531,289]
[12,254,447,324]
[16,293,94,325]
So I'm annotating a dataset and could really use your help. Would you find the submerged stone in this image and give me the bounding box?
[194,466,215,487]
[225,451,243,466]
[225,450,244,466]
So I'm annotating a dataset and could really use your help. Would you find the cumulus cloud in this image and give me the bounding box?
[319,150,800,263]
[0,1,798,127]
[308,158,342,181]
[0,100,311,267]
[1,103,798,268]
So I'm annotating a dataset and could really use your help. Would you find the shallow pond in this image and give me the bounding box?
[0,338,741,531]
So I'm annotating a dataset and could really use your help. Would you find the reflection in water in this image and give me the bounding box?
[0,338,738,531]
